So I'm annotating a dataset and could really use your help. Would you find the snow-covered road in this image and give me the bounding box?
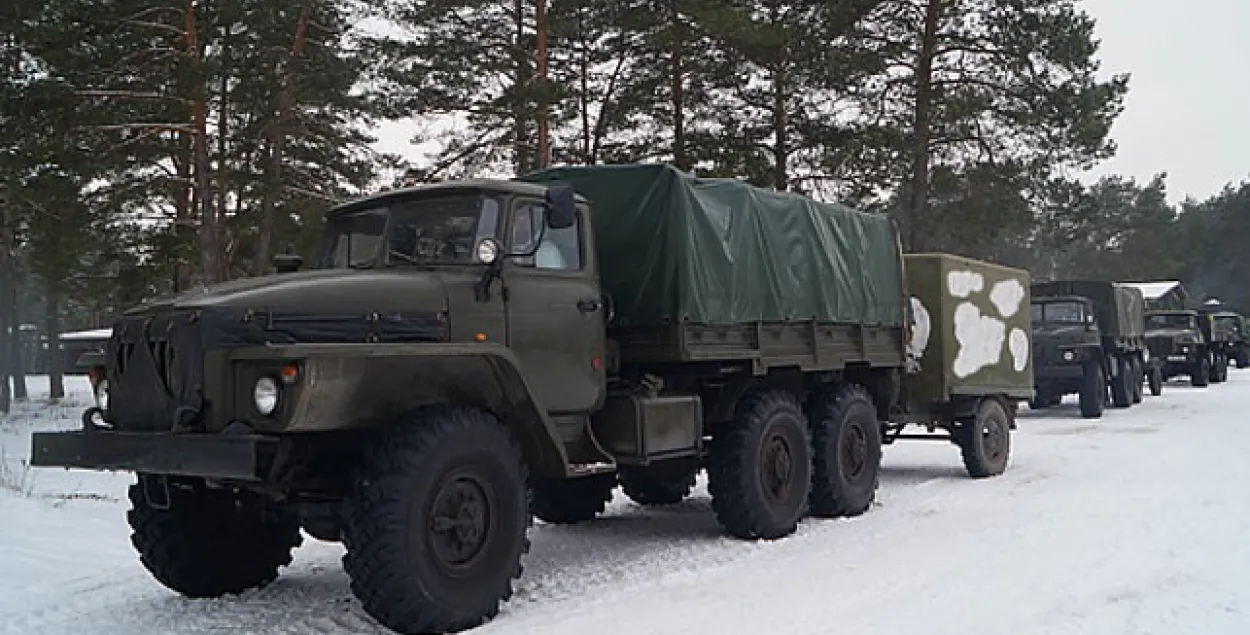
[3,373,1249,634]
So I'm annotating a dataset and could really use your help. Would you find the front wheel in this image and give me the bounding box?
[1130,357,1144,404]
[708,390,812,540]
[1192,355,1210,387]
[1148,366,1163,396]
[342,407,530,634]
[1079,362,1106,419]
[127,475,302,598]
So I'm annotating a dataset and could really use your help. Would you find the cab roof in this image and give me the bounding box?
[326,179,590,217]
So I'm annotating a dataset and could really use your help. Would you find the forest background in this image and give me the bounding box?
[1,0,1246,408]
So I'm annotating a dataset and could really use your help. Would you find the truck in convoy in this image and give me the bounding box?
[1197,301,1247,373]
[31,163,1030,635]
[1028,281,1149,418]
[1145,309,1211,387]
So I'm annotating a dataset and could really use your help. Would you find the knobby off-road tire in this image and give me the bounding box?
[618,461,698,507]
[1079,362,1106,419]
[708,390,812,540]
[807,384,881,518]
[126,475,302,598]
[1148,365,1164,396]
[1213,353,1229,383]
[1110,356,1133,409]
[1130,357,1144,404]
[1191,354,1210,387]
[342,406,530,634]
[958,398,1012,478]
[530,473,617,524]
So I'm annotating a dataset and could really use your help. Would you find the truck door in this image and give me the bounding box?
[503,197,607,415]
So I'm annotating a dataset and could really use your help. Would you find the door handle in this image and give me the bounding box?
[577,298,600,313]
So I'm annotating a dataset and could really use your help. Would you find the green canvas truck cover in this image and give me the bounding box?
[518,163,906,328]
[903,253,1034,403]
[1030,280,1145,338]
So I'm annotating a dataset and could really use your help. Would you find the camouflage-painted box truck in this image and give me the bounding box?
[1028,280,1150,418]
[896,254,1034,469]
[32,163,1024,635]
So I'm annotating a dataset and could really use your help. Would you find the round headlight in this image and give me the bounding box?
[95,379,109,411]
[475,238,501,264]
[1062,350,1075,362]
[253,377,280,415]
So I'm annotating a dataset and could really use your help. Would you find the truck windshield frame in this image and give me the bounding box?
[318,193,502,269]
[1033,301,1086,324]
[1147,313,1195,330]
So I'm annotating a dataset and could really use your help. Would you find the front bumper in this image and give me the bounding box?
[29,430,278,482]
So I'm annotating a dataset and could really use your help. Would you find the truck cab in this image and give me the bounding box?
[1145,310,1210,386]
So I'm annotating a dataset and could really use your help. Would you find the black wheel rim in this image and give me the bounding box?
[840,419,869,481]
[428,472,493,572]
[759,428,795,502]
[980,415,1006,461]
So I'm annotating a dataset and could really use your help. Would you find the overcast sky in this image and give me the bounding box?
[1080,0,1250,202]
[372,0,1249,204]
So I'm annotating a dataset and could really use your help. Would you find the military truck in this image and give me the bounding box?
[1196,304,1246,374]
[1027,281,1149,418]
[1218,312,1250,368]
[30,163,1027,635]
[1145,309,1210,387]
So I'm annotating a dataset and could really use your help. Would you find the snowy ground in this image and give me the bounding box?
[3,373,1249,635]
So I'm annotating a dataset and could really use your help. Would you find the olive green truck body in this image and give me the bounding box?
[30,163,1029,635]
[1028,280,1152,416]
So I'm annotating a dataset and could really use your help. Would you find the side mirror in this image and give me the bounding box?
[544,183,577,230]
[274,252,303,273]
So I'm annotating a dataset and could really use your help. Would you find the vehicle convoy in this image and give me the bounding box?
[1145,309,1212,387]
[31,163,1029,635]
[1028,281,1150,418]
[1197,304,1248,371]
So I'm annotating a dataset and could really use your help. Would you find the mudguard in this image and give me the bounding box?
[229,342,571,478]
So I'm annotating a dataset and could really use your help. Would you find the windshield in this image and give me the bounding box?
[1033,301,1086,324]
[319,194,501,269]
[1147,313,1194,330]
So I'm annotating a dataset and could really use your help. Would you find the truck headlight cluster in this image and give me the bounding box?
[253,376,281,416]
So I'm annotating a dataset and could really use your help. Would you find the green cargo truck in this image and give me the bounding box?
[31,164,1027,635]
[1145,309,1211,386]
[1197,305,1246,376]
[1028,280,1150,418]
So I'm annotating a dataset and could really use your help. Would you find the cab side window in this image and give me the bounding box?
[510,203,582,272]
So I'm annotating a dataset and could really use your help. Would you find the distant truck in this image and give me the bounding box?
[1145,309,1211,387]
[1197,305,1247,373]
[31,164,1029,635]
[1028,281,1149,418]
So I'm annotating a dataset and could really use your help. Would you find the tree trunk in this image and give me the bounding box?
[535,0,550,169]
[669,1,686,170]
[255,1,313,277]
[512,0,532,174]
[907,0,942,252]
[772,64,788,191]
[6,266,26,401]
[0,214,9,414]
[45,291,63,400]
